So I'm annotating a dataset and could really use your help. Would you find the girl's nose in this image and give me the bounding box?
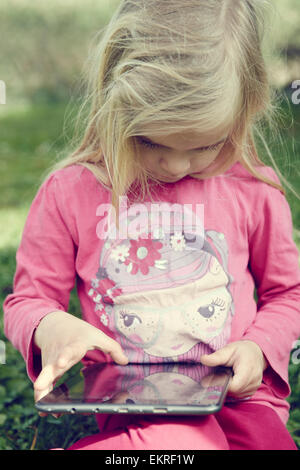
[160,156,191,177]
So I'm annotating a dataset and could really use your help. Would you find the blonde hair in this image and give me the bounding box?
[42,0,295,217]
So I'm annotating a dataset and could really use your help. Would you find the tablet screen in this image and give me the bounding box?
[36,362,232,415]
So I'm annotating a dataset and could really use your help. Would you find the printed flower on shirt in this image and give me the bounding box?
[91,278,100,288]
[170,232,186,252]
[110,245,130,262]
[124,236,163,275]
[100,312,109,326]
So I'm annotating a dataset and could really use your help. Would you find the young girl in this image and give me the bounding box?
[3,0,300,450]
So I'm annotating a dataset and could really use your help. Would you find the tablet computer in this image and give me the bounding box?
[35,362,232,415]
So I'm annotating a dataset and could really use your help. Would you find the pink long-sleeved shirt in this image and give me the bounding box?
[3,161,300,423]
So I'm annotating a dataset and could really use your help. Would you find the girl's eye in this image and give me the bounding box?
[138,138,160,150]
[206,142,222,152]
[201,142,224,153]
[137,138,223,152]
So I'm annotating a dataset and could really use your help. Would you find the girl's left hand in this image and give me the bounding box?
[200,340,268,399]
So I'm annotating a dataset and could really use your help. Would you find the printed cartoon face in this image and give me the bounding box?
[113,255,232,358]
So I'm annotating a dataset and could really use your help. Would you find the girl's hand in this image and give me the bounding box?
[200,340,268,399]
[33,310,128,415]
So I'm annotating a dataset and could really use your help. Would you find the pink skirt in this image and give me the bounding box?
[62,402,297,451]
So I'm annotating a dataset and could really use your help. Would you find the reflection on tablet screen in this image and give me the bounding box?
[47,362,232,407]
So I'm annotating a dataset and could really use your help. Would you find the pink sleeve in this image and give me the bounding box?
[3,173,77,382]
[242,167,300,397]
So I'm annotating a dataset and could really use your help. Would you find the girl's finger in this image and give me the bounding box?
[34,342,88,404]
[34,362,69,402]
[92,334,128,365]
[34,364,56,393]
[108,346,129,365]
[227,370,252,396]
[200,344,234,368]
[38,410,61,419]
[35,342,86,390]
[34,381,54,403]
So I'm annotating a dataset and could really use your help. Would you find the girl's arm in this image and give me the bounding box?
[3,171,127,390]
[241,166,300,397]
[202,166,300,399]
[3,173,77,382]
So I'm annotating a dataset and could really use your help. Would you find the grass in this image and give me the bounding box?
[0,0,122,105]
[0,94,300,449]
[0,101,75,209]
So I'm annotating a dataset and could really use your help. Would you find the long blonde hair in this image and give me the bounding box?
[42,0,294,216]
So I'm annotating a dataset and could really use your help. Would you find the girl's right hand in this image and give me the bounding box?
[33,310,128,415]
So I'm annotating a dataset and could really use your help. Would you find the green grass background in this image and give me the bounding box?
[0,0,300,450]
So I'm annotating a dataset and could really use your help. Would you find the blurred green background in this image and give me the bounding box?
[0,0,299,450]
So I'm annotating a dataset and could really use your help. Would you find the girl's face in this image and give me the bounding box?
[135,126,231,182]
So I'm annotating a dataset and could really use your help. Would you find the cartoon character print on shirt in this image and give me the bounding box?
[88,201,235,363]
